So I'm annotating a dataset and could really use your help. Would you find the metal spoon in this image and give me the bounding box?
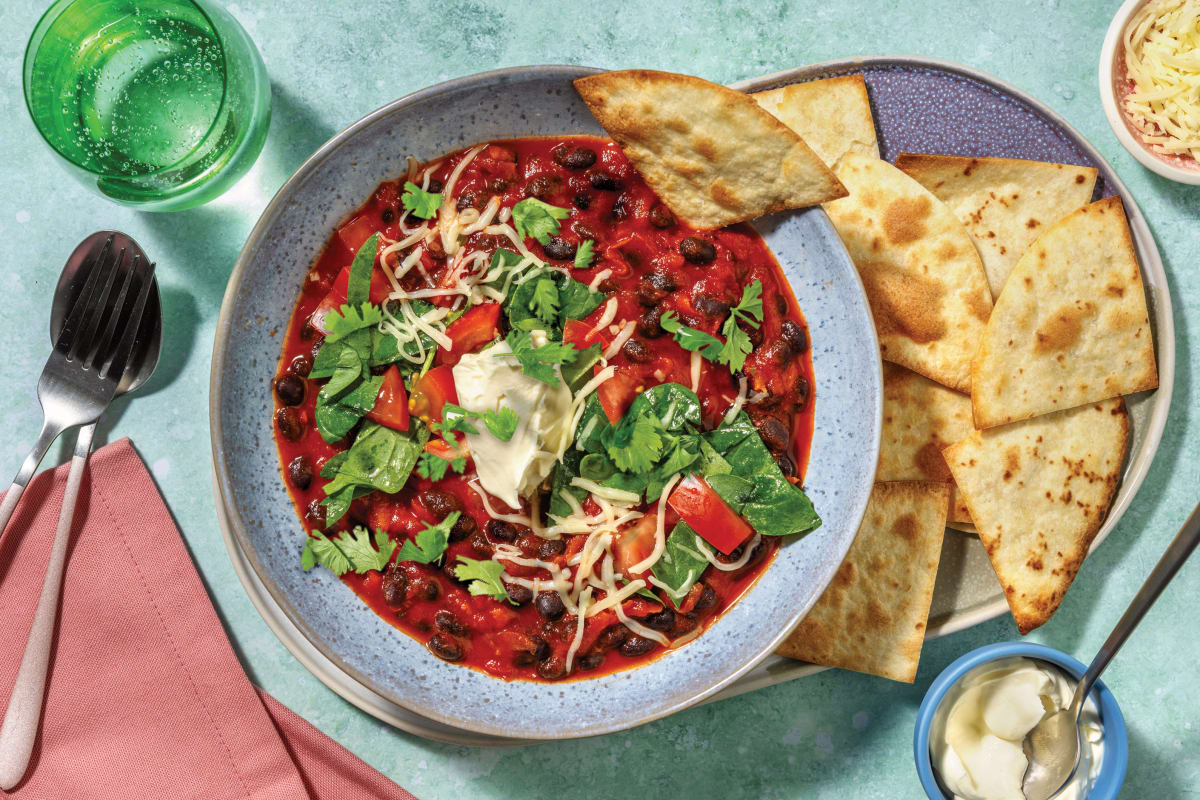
[0,232,160,790]
[1022,499,1200,800]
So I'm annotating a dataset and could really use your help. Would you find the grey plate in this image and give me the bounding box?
[210,65,881,740]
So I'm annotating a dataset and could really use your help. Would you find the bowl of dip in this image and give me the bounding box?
[913,642,1128,800]
[1099,0,1200,185]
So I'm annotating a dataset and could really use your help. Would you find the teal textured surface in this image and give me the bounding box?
[0,1,1196,797]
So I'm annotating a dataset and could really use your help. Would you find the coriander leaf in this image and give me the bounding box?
[717,280,764,373]
[335,526,397,573]
[454,556,512,603]
[346,234,380,307]
[451,456,467,473]
[483,407,519,441]
[548,450,586,519]
[416,451,451,481]
[717,323,754,373]
[660,311,724,362]
[324,302,382,343]
[504,330,576,385]
[731,280,764,325]
[604,416,664,474]
[574,239,595,270]
[438,403,481,443]
[397,513,457,564]
[650,522,709,609]
[401,181,443,219]
[301,536,316,570]
[505,271,600,337]
[512,198,570,244]
[530,277,561,326]
[302,531,352,576]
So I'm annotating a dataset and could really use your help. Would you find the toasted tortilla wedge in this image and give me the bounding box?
[878,363,973,523]
[943,398,1129,634]
[752,74,879,169]
[574,70,846,229]
[971,196,1158,429]
[777,481,949,682]
[895,154,1097,297]
[825,154,993,392]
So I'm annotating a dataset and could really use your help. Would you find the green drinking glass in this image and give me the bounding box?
[23,0,271,211]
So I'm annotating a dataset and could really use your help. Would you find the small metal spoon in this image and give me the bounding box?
[1022,499,1200,800]
[0,232,160,790]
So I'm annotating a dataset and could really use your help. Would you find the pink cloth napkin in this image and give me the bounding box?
[0,438,416,799]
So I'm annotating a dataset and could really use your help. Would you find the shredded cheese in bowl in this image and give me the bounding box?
[1121,0,1200,163]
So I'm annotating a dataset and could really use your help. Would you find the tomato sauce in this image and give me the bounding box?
[273,136,816,681]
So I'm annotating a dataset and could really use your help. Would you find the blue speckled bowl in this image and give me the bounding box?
[210,65,881,739]
[914,642,1128,800]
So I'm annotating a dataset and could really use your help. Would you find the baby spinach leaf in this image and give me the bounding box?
[548,449,586,518]
[561,342,601,394]
[319,421,429,524]
[506,271,602,337]
[651,522,710,609]
[346,234,380,307]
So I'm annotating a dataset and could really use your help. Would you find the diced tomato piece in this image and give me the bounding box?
[336,213,378,253]
[366,366,409,430]
[310,264,392,333]
[423,437,469,462]
[576,608,617,654]
[668,474,753,555]
[595,367,639,425]
[562,318,607,351]
[435,303,501,366]
[367,494,422,535]
[613,514,658,577]
[563,534,587,561]
[621,597,663,618]
[474,145,518,180]
[408,365,458,423]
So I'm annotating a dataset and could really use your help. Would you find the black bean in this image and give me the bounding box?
[741,318,765,348]
[456,189,482,211]
[694,294,731,318]
[535,591,565,621]
[573,191,593,210]
[648,203,675,228]
[637,307,665,338]
[619,635,657,657]
[621,338,653,364]
[780,320,808,356]
[588,170,620,191]
[636,283,668,307]
[775,294,788,315]
[795,376,811,410]
[673,612,699,637]
[288,456,314,490]
[382,565,407,607]
[574,221,600,241]
[427,178,444,193]
[425,237,447,260]
[556,146,597,170]
[643,608,676,632]
[275,374,305,406]
[486,519,518,543]
[756,416,791,452]
[487,178,510,193]
[300,318,319,341]
[542,236,577,261]
[422,579,441,601]
[538,538,566,559]
[453,515,479,544]
[381,207,395,224]
[636,272,675,306]
[577,651,605,670]
[304,499,326,529]
[679,237,716,265]
[776,452,797,478]
[529,634,551,662]
[369,363,388,376]
[419,489,464,520]
[434,609,468,636]
[290,355,312,377]
[646,271,677,292]
[427,633,463,662]
[469,528,493,556]
[695,583,718,612]
[537,656,567,680]
[596,624,629,650]
[505,582,533,606]
[525,174,562,199]
[276,407,305,441]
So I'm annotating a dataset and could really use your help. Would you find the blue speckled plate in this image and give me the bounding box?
[210,65,881,739]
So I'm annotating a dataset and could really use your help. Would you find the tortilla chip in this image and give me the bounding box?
[573,70,846,229]
[777,481,949,682]
[971,196,1158,429]
[895,154,1098,297]
[825,154,993,392]
[878,363,973,523]
[751,74,879,169]
[943,398,1129,634]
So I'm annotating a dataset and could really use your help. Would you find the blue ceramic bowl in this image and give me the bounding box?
[211,65,882,739]
[914,642,1128,800]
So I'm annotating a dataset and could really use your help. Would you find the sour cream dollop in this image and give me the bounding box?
[929,657,1104,800]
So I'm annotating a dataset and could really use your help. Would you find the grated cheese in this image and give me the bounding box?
[724,375,749,424]
[627,473,682,574]
[603,321,636,360]
[1122,0,1200,160]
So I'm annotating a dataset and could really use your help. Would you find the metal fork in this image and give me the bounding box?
[0,238,155,533]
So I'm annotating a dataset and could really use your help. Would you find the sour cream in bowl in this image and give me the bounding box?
[914,643,1128,800]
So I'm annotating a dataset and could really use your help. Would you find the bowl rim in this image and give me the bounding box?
[912,641,1129,800]
[1098,0,1200,185]
[210,63,881,738]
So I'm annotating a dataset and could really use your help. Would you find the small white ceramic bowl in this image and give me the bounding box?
[1098,0,1200,185]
